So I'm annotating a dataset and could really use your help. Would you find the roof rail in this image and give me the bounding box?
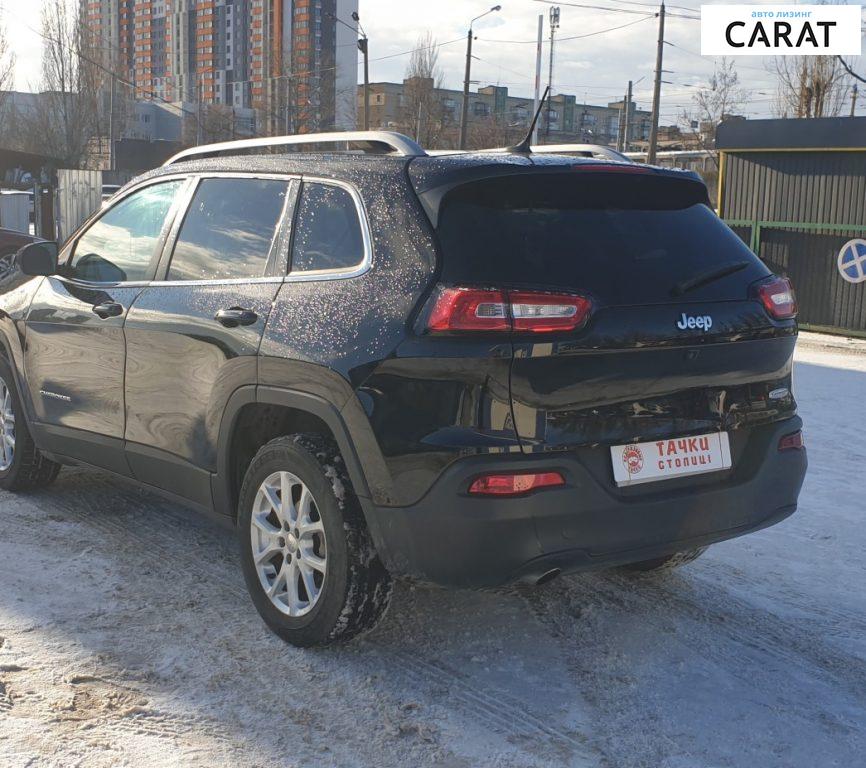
[163,131,427,165]
[528,144,632,162]
[472,143,632,162]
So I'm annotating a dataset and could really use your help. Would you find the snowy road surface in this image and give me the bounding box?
[0,340,864,768]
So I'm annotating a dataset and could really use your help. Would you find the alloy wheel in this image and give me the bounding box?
[250,471,327,616]
[0,377,15,471]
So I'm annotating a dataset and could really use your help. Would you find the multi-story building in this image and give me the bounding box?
[360,79,653,149]
[80,0,358,135]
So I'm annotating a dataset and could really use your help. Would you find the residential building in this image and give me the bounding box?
[80,0,358,134]
[359,79,653,149]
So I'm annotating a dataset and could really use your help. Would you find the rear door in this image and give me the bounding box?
[433,170,798,485]
[123,174,295,507]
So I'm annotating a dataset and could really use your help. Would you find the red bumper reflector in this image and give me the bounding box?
[778,430,805,451]
[468,471,565,496]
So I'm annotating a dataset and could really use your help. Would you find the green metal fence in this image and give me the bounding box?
[725,218,866,337]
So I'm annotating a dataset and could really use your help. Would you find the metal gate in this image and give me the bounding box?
[726,218,866,336]
[54,169,102,244]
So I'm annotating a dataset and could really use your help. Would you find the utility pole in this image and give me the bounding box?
[359,37,370,130]
[623,79,633,151]
[647,2,665,164]
[352,12,369,131]
[617,86,628,151]
[532,14,543,145]
[851,83,859,117]
[329,10,369,130]
[545,6,561,140]
[108,72,116,171]
[196,74,203,145]
[460,6,502,150]
[285,74,291,134]
[459,28,474,149]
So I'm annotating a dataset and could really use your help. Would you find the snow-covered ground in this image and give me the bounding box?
[1,341,864,767]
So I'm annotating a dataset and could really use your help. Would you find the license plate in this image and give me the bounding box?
[611,432,732,487]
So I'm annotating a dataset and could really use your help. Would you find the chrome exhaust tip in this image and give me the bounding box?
[535,568,561,586]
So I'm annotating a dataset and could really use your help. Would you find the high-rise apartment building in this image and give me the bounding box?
[81,0,358,133]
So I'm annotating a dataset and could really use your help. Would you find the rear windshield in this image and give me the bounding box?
[436,173,769,305]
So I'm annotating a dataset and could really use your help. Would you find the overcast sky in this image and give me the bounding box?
[3,0,864,119]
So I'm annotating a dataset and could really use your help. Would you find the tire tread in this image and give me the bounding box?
[0,358,61,491]
[238,433,392,646]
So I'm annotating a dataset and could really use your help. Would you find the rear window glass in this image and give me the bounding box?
[436,174,769,305]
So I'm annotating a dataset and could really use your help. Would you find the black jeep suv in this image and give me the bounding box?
[0,132,806,647]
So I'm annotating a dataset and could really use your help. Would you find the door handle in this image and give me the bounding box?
[215,307,258,328]
[92,301,123,319]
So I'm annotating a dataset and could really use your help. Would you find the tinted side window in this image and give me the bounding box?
[167,177,289,281]
[291,182,365,273]
[70,181,182,283]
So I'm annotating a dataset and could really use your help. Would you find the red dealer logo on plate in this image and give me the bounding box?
[622,445,644,475]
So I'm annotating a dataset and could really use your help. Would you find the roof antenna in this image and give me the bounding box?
[506,86,550,154]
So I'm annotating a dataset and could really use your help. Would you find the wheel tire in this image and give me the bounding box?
[237,434,392,647]
[620,547,707,574]
[0,356,61,491]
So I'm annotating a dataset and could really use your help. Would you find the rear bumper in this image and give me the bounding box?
[366,417,806,587]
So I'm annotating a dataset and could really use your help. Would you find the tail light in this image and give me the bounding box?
[755,276,797,320]
[423,286,592,334]
[778,430,805,451]
[425,288,510,332]
[468,471,565,496]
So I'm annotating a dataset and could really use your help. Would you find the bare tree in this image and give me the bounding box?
[402,32,446,148]
[679,58,749,167]
[23,2,99,166]
[0,7,14,115]
[183,103,238,146]
[836,56,866,85]
[772,56,848,118]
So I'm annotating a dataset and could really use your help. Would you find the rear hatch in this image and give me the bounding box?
[422,164,799,490]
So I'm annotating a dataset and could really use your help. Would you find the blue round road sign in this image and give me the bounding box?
[838,240,866,284]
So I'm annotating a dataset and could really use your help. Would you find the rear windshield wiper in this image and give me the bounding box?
[671,260,750,297]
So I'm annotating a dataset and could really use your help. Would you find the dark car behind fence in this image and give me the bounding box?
[717,117,866,337]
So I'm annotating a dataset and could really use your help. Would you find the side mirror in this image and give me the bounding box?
[16,241,58,277]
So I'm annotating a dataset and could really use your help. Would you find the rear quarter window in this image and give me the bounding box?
[290,182,366,274]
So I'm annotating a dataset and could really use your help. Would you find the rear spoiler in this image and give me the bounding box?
[409,161,708,228]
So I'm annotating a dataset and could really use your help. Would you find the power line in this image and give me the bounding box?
[481,14,654,43]
[535,0,661,17]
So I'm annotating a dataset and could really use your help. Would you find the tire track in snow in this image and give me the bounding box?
[692,560,866,641]
[387,647,592,760]
[523,568,866,735]
[598,570,866,699]
[28,470,601,765]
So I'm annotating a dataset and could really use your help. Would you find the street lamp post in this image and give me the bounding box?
[352,12,370,131]
[329,10,369,130]
[459,5,501,150]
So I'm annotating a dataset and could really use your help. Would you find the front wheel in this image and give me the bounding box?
[237,434,392,647]
[619,547,707,574]
[0,357,61,491]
